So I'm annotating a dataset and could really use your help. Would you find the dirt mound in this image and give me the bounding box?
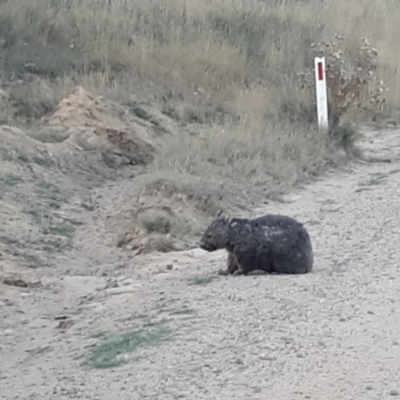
[57,126,155,167]
[45,85,177,138]
[41,86,158,165]
[45,86,129,130]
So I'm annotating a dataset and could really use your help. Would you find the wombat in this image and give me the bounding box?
[199,212,313,276]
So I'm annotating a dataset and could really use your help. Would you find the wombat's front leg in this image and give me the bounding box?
[218,253,239,276]
[226,252,240,274]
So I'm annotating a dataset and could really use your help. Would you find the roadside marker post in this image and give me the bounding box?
[314,57,329,130]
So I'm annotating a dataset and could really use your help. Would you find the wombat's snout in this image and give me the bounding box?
[198,240,207,250]
[199,239,215,251]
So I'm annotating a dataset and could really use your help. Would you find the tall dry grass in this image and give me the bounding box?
[1,0,399,216]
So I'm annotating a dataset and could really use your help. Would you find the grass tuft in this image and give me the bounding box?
[190,275,216,286]
[85,326,172,369]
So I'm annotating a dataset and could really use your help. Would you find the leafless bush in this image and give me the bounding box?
[307,35,388,121]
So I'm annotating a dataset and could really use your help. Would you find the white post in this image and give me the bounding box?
[314,57,329,130]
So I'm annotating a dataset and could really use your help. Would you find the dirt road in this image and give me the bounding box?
[1,128,400,399]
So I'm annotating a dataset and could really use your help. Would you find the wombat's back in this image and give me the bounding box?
[253,213,303,230]
[259,217,313,274]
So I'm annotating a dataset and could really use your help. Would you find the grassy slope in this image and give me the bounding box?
[0,0,398,247]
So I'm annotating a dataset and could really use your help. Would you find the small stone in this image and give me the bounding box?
[54,315,69,321]
[104,281,118,289]
[390,390,399,396]
[27,280,43,289]
[212,368,222,374]
[259,354,275,361]
[366,385,373,391]
[56,319,75,330]
[166,264,173,270]
[3,278,27,288]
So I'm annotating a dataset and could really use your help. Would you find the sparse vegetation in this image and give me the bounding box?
[27,209,75,236]
[44,222,75,237]
[34,182,67,206]
[2,174,23,187]
[85,325,172,369]
[359,172,388,188]
[140,214,172,235]
[190,275,216,286]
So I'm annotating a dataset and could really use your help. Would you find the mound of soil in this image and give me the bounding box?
[45,86,134,130]
[43,86,156,165]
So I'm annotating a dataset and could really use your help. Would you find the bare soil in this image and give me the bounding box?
[1,117,400,399]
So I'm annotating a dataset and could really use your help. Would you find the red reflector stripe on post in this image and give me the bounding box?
[317,62,324,81]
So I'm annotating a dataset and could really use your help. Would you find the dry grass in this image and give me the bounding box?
[1,0,399,221]
[1,0,398,120]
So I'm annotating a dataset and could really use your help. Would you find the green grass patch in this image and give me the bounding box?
[26,210,75,237]
[16,154,30,163]
[32,156,53,167]
[34,182,64,203]
[2,174,23,186]
[26,209,42,224]
[307,220,321,226]
[85,326,172,369]
[189,275,216,286]
[358,172,388,187]
[44,223,75,237]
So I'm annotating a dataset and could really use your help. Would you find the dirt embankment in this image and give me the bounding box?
[0,86,217,284]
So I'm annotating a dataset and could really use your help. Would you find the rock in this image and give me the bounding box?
[3,278,28,288]
[27,280,43,289]
[56,319,75,330]
[104,281,119,289]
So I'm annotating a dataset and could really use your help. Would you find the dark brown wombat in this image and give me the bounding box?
[199,212,313,276]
